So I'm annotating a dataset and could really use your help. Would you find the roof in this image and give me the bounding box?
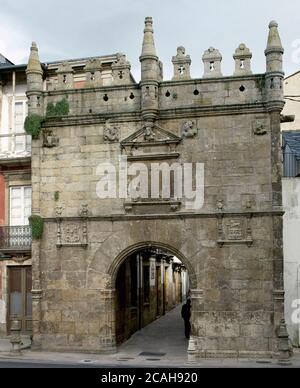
[0,53,14,67]
[0,64,27,73]
[283,131,300,160]
[285,70,300,81]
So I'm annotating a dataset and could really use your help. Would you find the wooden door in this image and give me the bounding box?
[8,267,32,334]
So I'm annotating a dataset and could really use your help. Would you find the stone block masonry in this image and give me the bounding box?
[25,18,291,359]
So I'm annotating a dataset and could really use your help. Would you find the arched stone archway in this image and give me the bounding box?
[107,241,200,351]
[108,241,198,290]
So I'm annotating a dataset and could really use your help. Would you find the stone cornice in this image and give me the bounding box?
[44,84,140,96]
[160,73,266,87]
[42,102,269,128]
[44,209,284,223]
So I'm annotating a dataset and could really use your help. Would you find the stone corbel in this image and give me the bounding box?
[32,289,43,301]
[253,124,267,136]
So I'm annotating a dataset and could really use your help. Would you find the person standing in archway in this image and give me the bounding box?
[181,299,192,339]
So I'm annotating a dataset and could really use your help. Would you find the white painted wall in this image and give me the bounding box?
[282,72,300,132]
[0,80,29,158]
[283,178,300,347]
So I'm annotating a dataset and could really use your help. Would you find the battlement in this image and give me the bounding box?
[26,18,285,119]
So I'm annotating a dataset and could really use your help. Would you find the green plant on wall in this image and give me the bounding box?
[54,191,60,202]
[46,102,56,117]
[24,114,44,139]
[29,215,44,240]
[46,98,70,118]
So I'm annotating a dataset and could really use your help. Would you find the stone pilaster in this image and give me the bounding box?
[100,289,117,353]
[31,241,42,350]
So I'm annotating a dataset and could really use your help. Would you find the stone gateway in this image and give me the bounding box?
[26,18,291,360]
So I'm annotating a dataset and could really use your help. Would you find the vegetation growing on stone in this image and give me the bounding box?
[29,215,44,240]
[24,114,44,139]
[46,98,69,118]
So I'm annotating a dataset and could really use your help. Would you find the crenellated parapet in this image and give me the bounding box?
[233,44,252,76]
[172,46,191,80]
[56,61,74,90]
[202,47,223,78]
[84,58,103,87]
[25,19,285,121]
[112,53,131,85]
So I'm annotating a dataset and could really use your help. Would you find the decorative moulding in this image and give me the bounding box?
[121,122,182,149]
[217,214,253,247]
[124,200,182,213]
[56,204,89,248]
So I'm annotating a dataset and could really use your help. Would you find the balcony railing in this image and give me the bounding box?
[0,226,32,251]
[0,133,31,159]
[283,152,300,178]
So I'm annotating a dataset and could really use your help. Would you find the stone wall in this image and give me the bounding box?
[26,19,289,359]
[38,111,272,218]
[29,83,286,358]
[35,213,278,357]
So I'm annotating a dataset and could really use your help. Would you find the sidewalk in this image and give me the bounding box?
[1,306,300,368]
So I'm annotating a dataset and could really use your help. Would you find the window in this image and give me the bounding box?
[14,101,31,153]
[10,186,32,226]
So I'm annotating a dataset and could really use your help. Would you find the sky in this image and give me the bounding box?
[0,0,300,81]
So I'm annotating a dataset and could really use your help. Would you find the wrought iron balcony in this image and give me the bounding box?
[0,226,32,252]
[0,133,31,160]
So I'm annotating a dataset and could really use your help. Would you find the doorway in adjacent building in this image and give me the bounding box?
[7,266,32,334]
[115,247,190,346]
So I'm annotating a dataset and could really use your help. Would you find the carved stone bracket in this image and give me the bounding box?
[254,124,267,136]
[11,255,31,264]
[217,214,253,247]
[32,289,43,301]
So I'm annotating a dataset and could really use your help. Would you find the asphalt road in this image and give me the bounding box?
[0,360,103,368]
[0,359,296,368]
